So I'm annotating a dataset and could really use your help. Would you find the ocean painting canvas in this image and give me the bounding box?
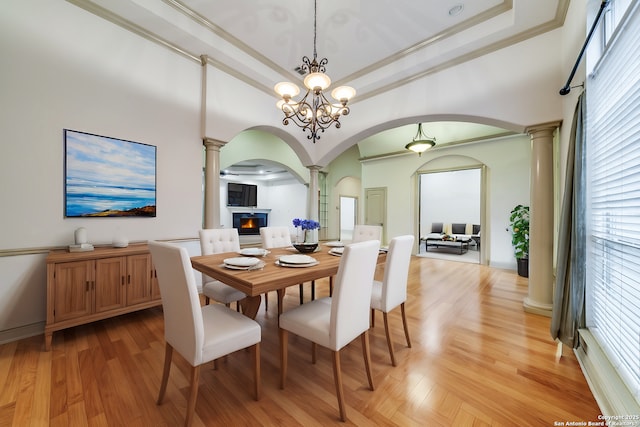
[64,129,157,217]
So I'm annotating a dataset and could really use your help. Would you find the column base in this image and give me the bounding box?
[523,297,553,317]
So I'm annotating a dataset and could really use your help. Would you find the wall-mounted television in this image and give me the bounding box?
[227,182,257,207]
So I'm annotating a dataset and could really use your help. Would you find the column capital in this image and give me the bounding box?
[525,121,562,138]
[202,137,227,150]
[200,54,208,66]
[306,165,323,172]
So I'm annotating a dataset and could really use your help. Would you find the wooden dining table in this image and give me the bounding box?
[191,246,385,319]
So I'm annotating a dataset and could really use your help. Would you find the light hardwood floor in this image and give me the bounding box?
[0,256,601,426]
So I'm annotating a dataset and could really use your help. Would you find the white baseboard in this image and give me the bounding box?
[575,329,640,419]
[0,322,44,346]
[489,261,514,270]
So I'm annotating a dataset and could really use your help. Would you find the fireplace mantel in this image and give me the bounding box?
[227,207,271,214]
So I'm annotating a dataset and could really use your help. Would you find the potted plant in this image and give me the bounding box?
[509,204,529,277]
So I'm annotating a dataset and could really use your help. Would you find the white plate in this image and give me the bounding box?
[238,248,268,257]
[223,263,253,270]
[279,254,316,265]
[325,241,344,247]
[223,257,261,267]
[328,247,344,256]
[275,260,319,268]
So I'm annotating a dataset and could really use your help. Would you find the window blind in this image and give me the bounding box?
[586,0,640,404]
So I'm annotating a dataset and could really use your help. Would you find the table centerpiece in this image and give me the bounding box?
[292,218,320,253]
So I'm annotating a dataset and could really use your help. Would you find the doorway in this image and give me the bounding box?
[339,196,357,241]
[419,168,482,264]
[365,187,386,242]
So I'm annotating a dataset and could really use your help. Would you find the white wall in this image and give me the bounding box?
[0,1,203,340]
[0,2,202,249]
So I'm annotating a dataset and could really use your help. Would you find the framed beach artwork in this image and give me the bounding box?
[64,129,157,218]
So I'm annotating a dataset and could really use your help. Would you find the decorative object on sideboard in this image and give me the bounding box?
[69,227,94,252]
[74,227,87,244]
[112,228,129,248]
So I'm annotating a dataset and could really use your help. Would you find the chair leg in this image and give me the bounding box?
[329,276,334,296]
[279,328,288,389]
[204,296,210,305]
[332,350,347,422]
[311,342,317,364]
[370,309,375,327]
[277,289,285,315]
[401,302,412,348]
[252,343,261,401]
[265,292,269,312]
[383,312,396,366]
[361,331,375,390]
[184,365,200,427]
[157,343,173,405]
[299,284,304,304]
[311,280,315,300]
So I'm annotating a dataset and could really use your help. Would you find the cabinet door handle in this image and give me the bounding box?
[128,274,131,284]
[86,281,89,292]
[122,276,125,285]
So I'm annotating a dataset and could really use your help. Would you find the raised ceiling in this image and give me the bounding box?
[68,0,567,160]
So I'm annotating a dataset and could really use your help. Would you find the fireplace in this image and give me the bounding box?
[232,212,268,235]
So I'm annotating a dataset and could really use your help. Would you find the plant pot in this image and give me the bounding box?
[293,243,318,253]
[517,258,529,277]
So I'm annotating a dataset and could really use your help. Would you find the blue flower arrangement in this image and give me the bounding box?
[292,218,320,230]
[292,218,320,245]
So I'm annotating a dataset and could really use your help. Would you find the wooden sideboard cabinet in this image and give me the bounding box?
[45,244,161,350]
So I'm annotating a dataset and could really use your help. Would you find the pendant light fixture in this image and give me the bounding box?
[405,123,436,156]
[274,0,356,142]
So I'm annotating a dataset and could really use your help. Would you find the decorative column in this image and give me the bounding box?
[307,166,322,222]
[202,138,227,229]
[523,121,560,316]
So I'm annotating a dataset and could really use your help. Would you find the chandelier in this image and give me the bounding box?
[274,0,355,142]
[405,123,436,156]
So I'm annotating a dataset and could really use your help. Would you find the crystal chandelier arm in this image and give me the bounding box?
[279,89,348,141]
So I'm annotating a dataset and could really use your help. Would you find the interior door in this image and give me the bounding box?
[339,196,357,241]
[365,187,386,242]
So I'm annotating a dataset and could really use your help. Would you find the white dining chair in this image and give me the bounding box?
[260,226,310,310]
[327,224,380,296]
[352,224,383,244]
[199,229,247,310]
[279,240,380,422]
[370,235,414,366]
[148,241,261,427]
